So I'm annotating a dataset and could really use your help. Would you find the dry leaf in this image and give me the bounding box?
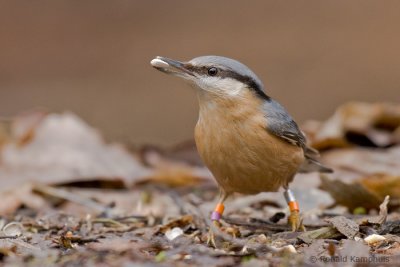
[11,110,47,146]
[319,175,383,211]
[358,196,390,226]
[298,227,343,244]
[320,172,397,212]
[322,146,400,178]
[0,112,152,192]
[360,176,400,200]
[138,165,212,187]
[326,216,359,239]
[157,215,193,234]
[303,102,400,150]
[371,196,389,225]
[137,146,213,187]
[0,183,49,215]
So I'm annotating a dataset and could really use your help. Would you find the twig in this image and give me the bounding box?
[226,217,290,232]
[0,235,18,239]
[33,184,112,215]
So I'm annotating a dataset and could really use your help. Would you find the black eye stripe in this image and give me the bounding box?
[221,70,271,101]
[184,63,270,101]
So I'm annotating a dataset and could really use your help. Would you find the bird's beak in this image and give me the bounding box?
[150,56,195,78]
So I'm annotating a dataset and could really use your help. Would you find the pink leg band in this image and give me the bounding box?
[211,211,221,221]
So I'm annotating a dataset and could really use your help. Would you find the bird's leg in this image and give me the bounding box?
[210,202,225,225]
[284,188,306,232]
[207,191,228,247]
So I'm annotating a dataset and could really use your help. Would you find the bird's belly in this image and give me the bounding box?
[195,119,304,194]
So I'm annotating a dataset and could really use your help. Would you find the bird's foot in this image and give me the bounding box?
[288,210,306,232]
[206,220,241,248]
[206,221,220,248]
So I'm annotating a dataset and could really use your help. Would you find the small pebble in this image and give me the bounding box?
[364,234,386,245]
[3,222,24,237]
[165,227,184,241]
[281,244,297,253]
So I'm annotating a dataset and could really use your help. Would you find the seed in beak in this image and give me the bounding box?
[150,58,169,68]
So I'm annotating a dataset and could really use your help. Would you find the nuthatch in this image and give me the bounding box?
[150,55,332,236]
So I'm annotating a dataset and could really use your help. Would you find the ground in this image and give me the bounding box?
[1,102,400,266]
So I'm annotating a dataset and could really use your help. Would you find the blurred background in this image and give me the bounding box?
[1,0,399,146]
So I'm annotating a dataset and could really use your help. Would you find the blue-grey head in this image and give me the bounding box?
[151,55,270,100]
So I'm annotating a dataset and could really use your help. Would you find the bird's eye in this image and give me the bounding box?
[207,67,218,76]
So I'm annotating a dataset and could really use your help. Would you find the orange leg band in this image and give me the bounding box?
[211,203,225,221]
[215,203,225,214]
[288,201,299,212]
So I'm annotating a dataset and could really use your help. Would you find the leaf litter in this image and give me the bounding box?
[1,103,400,266]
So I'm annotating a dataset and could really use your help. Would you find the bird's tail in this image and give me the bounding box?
[298,157,333,173]
[298,146,333,173]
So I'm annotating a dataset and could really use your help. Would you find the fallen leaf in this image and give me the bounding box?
[0,112,152,192]
[303,102,400,150]
[319,175,382,211]
[322,146,400,178]
[360,176,400,200]
[365,195,390,225]
[138,165,212,187]
[137,146,213,187]
[320,172,397,213]
[298,227,343,244]
[326,216,359,239]
[11,110,47,146]
[0,183,49,215]
[379,221,400,235]
[156,215,194,234]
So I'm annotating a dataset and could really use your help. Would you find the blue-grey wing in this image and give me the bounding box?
[263,99,332,173]
[263,100,307,148]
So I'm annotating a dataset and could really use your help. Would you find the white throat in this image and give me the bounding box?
[194,77,246,97]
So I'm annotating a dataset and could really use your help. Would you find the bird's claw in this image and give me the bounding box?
[288,210,306,232]
[206,220,241,248]
[206,229,217,248]
[206,220,220,248]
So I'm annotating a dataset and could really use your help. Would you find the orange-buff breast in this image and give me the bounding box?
[194,91,304,195]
